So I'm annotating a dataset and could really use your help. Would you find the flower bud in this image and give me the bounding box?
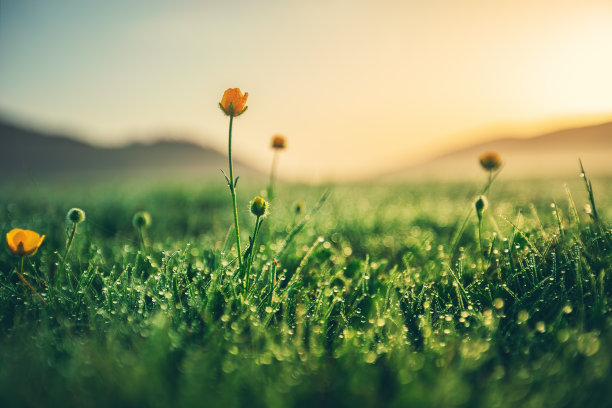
[475,195,488,222]
[271,134,286,149]
[66,208,86,224]
[250,196,268,217]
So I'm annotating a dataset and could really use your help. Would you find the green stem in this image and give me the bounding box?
[246,216,263,289]
[59,222,78,272]
[270,260,277,304]
[17,256,47,306]
[481,170,497,196]
[450,169,500,259]
[264,150,280,250]
[138,228,148,252]
[477,219,483,254]
[228,114,243,270]
[267,150,279,201]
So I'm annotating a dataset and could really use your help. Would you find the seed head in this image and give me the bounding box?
[66,208,86,224]
[250,196,268,217]
[133,211,152,229]
[479,152,502,171]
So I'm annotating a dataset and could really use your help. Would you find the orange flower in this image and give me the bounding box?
[271,134,286,149]
[479,152,502,171]
[6,228,45,257]
[219,88,248,117]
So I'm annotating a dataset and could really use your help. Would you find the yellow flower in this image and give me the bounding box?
[271,134,286,149]
[6,228,45,257]
[479,152,502,171]
[219,88,248,117]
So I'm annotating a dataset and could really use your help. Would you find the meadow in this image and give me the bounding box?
[0,170,610,407]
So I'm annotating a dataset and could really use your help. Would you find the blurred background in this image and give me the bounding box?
[1,0,611,183]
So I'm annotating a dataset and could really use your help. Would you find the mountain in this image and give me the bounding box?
[390,121,612,180]
[2,117,610,184]
[0,120,262,182]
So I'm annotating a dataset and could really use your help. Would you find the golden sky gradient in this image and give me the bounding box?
[1,0,612,181]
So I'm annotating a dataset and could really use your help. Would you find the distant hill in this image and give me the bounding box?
[0,120,262,182]
[389,121,612,180]
[2,117,611,184]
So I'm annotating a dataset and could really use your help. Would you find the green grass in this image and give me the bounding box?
[0,176,611,407]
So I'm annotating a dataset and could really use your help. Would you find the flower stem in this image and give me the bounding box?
[228,114,243,271]
[245,216,263,289]
[59,222,78,272]
[270,260,277,303]
[449,169,500,260]
[267,150,279,201]
[477,218,483,254]
[138,228,147,252]
[17,256,47,306]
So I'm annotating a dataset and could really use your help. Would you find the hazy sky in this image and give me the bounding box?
[1,0,612,181]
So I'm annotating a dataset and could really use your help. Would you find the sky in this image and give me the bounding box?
[1,0,612,181]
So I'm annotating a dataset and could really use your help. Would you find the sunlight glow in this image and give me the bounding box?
[1,0,611,181]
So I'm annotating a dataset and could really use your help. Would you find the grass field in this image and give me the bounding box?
[0,173,611,407]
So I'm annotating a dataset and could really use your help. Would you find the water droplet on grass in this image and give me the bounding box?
[493,298,504,309]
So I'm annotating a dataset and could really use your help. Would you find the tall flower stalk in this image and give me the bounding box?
[219,88,249,271]
[59,208,86,272]
[449,152,503,259]
[228,116,242,269]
